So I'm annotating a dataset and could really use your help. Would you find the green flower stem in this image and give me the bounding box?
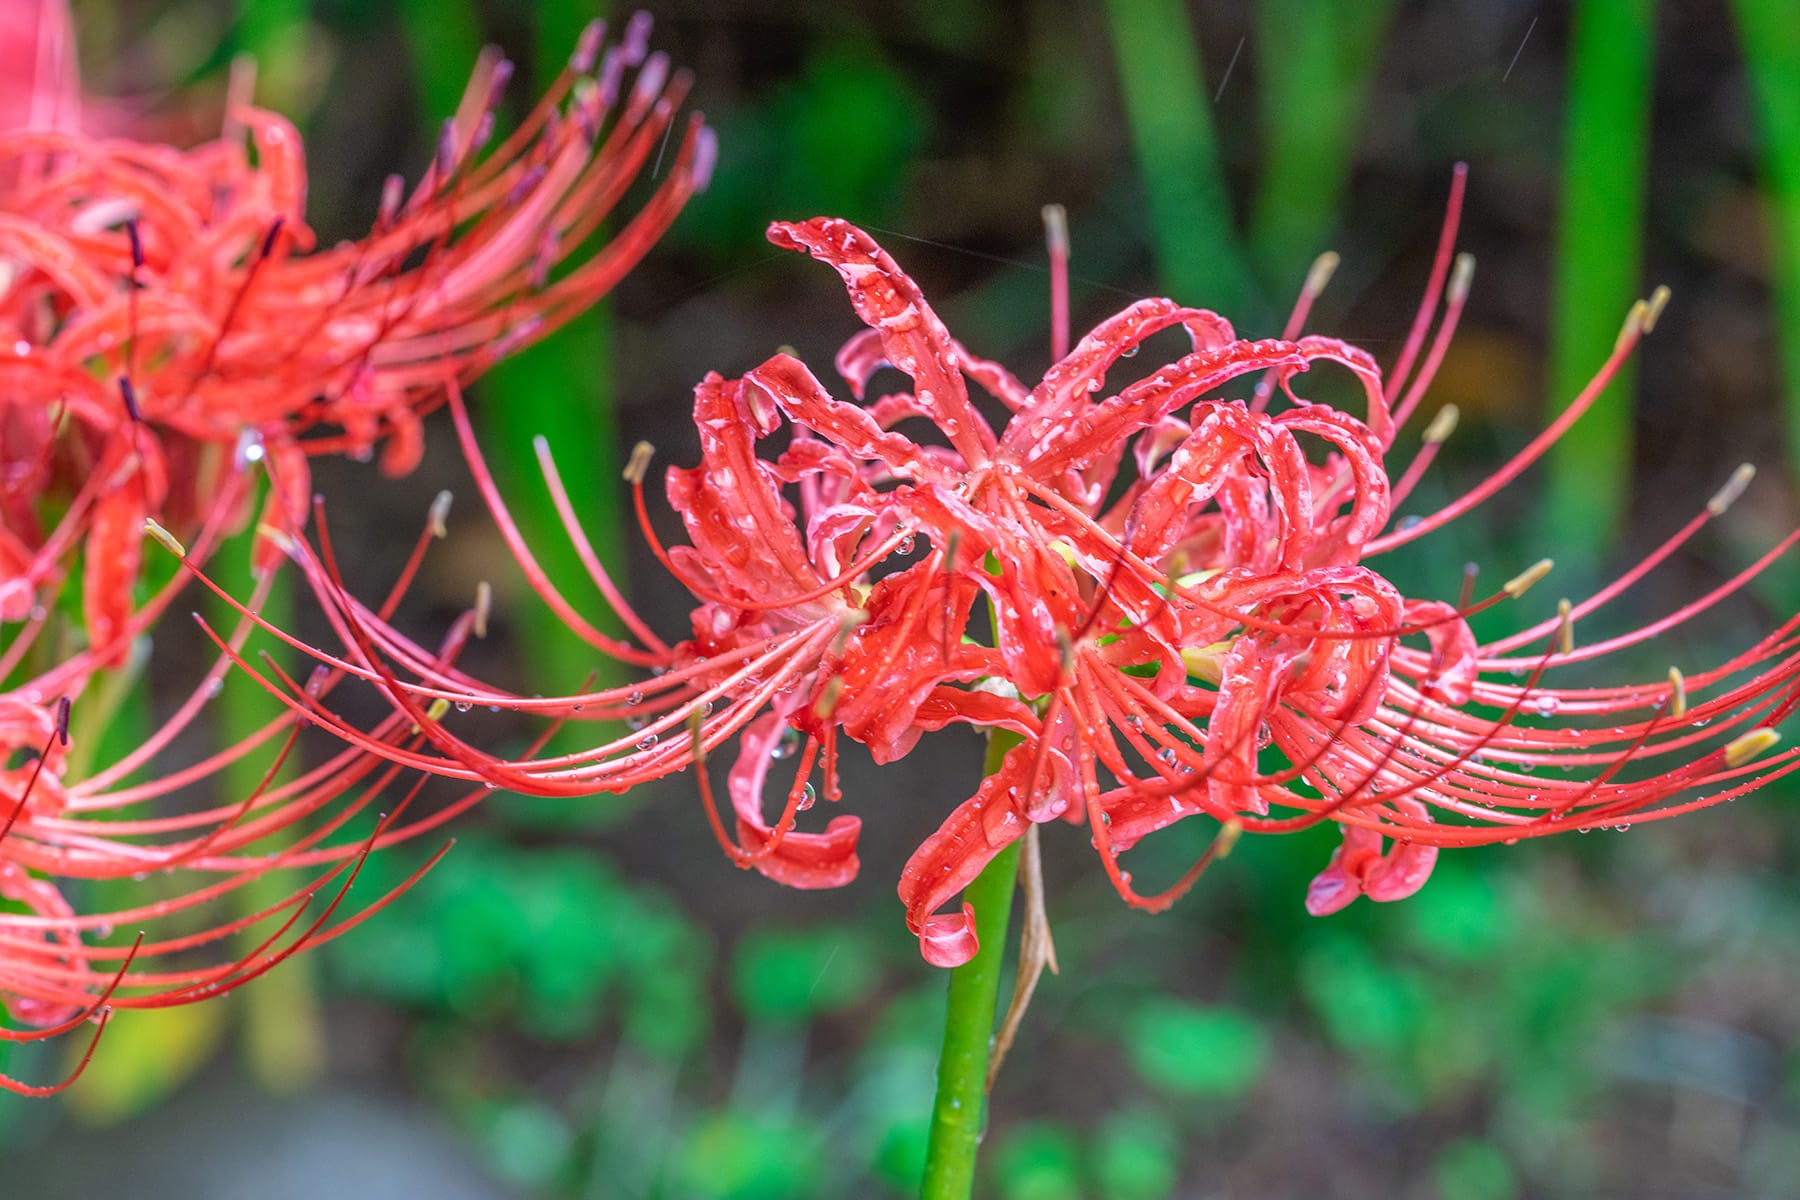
[920,732,1023,1200]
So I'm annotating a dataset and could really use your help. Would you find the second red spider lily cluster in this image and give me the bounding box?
[1,6,710,1091]
[234,169,1800,970]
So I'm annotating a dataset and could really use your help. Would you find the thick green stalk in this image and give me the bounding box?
[1248,0,1398,285]
[1732,0,1800,473]
[1540,0,1656,563]
[920,733,1022,1200]
[1100,0,1253,317]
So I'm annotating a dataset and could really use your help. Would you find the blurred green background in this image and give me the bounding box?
[7,1,1800,1197]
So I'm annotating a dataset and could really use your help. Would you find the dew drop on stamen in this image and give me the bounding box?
[1159,747,1178,766]
[797,782,817,811]
[1534,695,1559,717]
[454,702,472,713]
[636,733,659,751]
[627,690,643,705]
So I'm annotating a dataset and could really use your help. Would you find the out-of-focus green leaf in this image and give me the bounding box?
[1249,0,1399,284]
[474,1096,575,1190]
[732,926,878,1023]
[675,1112,824,1200]
[1434,1137,1519,1200]
[1100,0,1252,315]
[1092,1111,1178,1200]
[65,1004,227,1124]
[1124,999,1268,1099]
[993,1120,1084,1200]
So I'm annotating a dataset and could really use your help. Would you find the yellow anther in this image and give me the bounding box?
[1668,667,1687,719]
[1707,463,1755,516]
[1041,203,1069,256]
[473,581,492,639]
[1644,284,1672,332]
[1181,642,1232,685]
[623,441,655,485]
[1423,404,1460,445]
[143,518,186,557]
[1557,598,1573,655]
[813,676,845,720]
[428,490,452,539]
[1502,558,1554,598]
[1724,727,1780,769]
[1213,818,1243,860]
[1304,251,1340,301]
[1448,252,1476,304]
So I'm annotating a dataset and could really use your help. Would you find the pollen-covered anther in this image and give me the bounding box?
[1304,251,1341,301]
[1668,667,1687,719]
[623,441,656,485]
[1448,252,1476,304]
[1557,598,1574,655]
[830,609,869,656]
[473,581,492,638]
[429,490,453,539]
[1644,284,1672,332]
[1724,727,1781,769]
[1502,557,1554,599]
[1423,404,1459,445]
[1041,203,1069,256]
[1707,463,1756,516]
[813,676,846,721]
[1214,818,1244,860]
[1180,641,1232,686]
[687,705,707,764]
[142,518,187,557]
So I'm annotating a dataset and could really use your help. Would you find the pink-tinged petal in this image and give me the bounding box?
[898,744,1032,964]
[1404,600,1478,705]
[1004,299,1234,455]
[0,0,80,135]
[1304,824,1385,916]
[746,353,945,482]
[767,218,998,466]
[918,904,979,968]
[834,328,889,401]
[80,477,146,664]
[1362,840,1439,902]
[726,712,861,889]
[1023,338,1310,477]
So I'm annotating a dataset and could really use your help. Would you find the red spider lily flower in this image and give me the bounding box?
[0,9,713,656]
[0,506,514,1095]
[213,170,1800,970]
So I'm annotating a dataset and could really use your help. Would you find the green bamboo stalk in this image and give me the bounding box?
[1101,0,1253,316]
[1732,0,1800,474]
[920,733,1023,1200]
[1540,0,1657,564]
[1248,0,1399,286]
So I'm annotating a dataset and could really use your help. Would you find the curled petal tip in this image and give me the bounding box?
[919,904,979,967]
